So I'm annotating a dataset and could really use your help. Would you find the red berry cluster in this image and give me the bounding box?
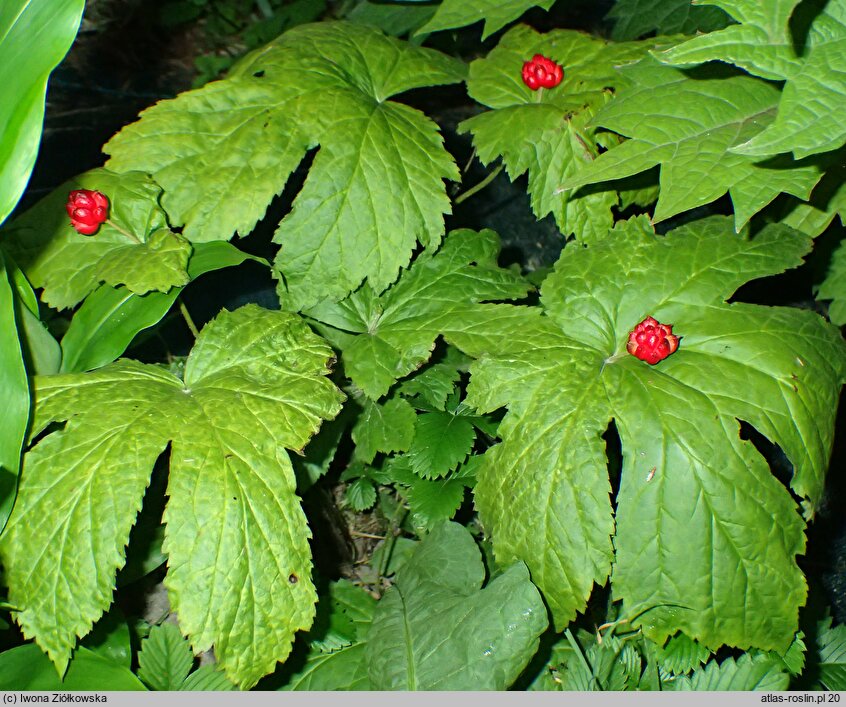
[626,316,679,365]
[66,189,109,235]
[521,54,563,91]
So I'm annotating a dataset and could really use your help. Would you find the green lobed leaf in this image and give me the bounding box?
[366,521,547,690]
[656,0,803,81]
[407,411,475,479]
[779,159,846,238]
[673,653,789,691]
[460,26,660,242]
[60,241,265,373]
[0,305,344,688]
[606,0,731,41]
[449,216,846,650]
[0,644,146,691]
[660,0,846,159]
[417,0,555,39]
[558,58,822,229]
[0,0,84,224]
[305,228,530,399]
[105,21,465,310]
[817,237,846,326]
[137,622,194,691]
[3,169,191,309]
[816,616,846,690]
[352,396,416,464]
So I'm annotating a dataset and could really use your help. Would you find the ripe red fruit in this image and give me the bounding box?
[521,54,564,91]
[66,189,109,235]
[626,316,679,365]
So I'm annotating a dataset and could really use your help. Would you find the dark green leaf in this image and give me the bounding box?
[367,521,547,690]
[407,412,475,478]
[607,0,730,41]
[352,396,416,463]
[138,622,194,691]
[0,644,146,691]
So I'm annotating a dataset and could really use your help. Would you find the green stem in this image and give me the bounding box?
[105,218,142,244]
[377,502,408,581]
[454,163,505,205]
[178,299,200,339]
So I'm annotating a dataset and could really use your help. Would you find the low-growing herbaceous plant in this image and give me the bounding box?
[1,0,845,692]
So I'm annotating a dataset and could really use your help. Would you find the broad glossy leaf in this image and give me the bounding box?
[607,0,730,41]
[417,0,554,39]
[0,250,28,531]
[0,644,145,691]
[818,237,846,326]
[3,169,190,309]
[0,0,84,224]
[660,0,846,159]
[817,616,846,690]
[81,608,132,668]
[105,22,465,310]
[279,580,375,691]
[137,623,194,691]
[0,305,344,688]
[449,216,846,651]
[60,241,265,373]
[305,229,530,399]
[460,26,658,241]
[367,521,547,690]
[673,653,789,691]
[559,59,822,228]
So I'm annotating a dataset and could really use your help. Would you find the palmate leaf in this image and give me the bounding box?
[460,26,659,242]
[658,0,846,159]
[304,229,530,399]
[558,58,822,229]
[3,169,190,309]
[606,0,731,41]
[366,521,547,690]
[0,305,344,688]
[105,21,465,310]
[779,159,846,238]
[448,216,846,650]
[417,0,555,40]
